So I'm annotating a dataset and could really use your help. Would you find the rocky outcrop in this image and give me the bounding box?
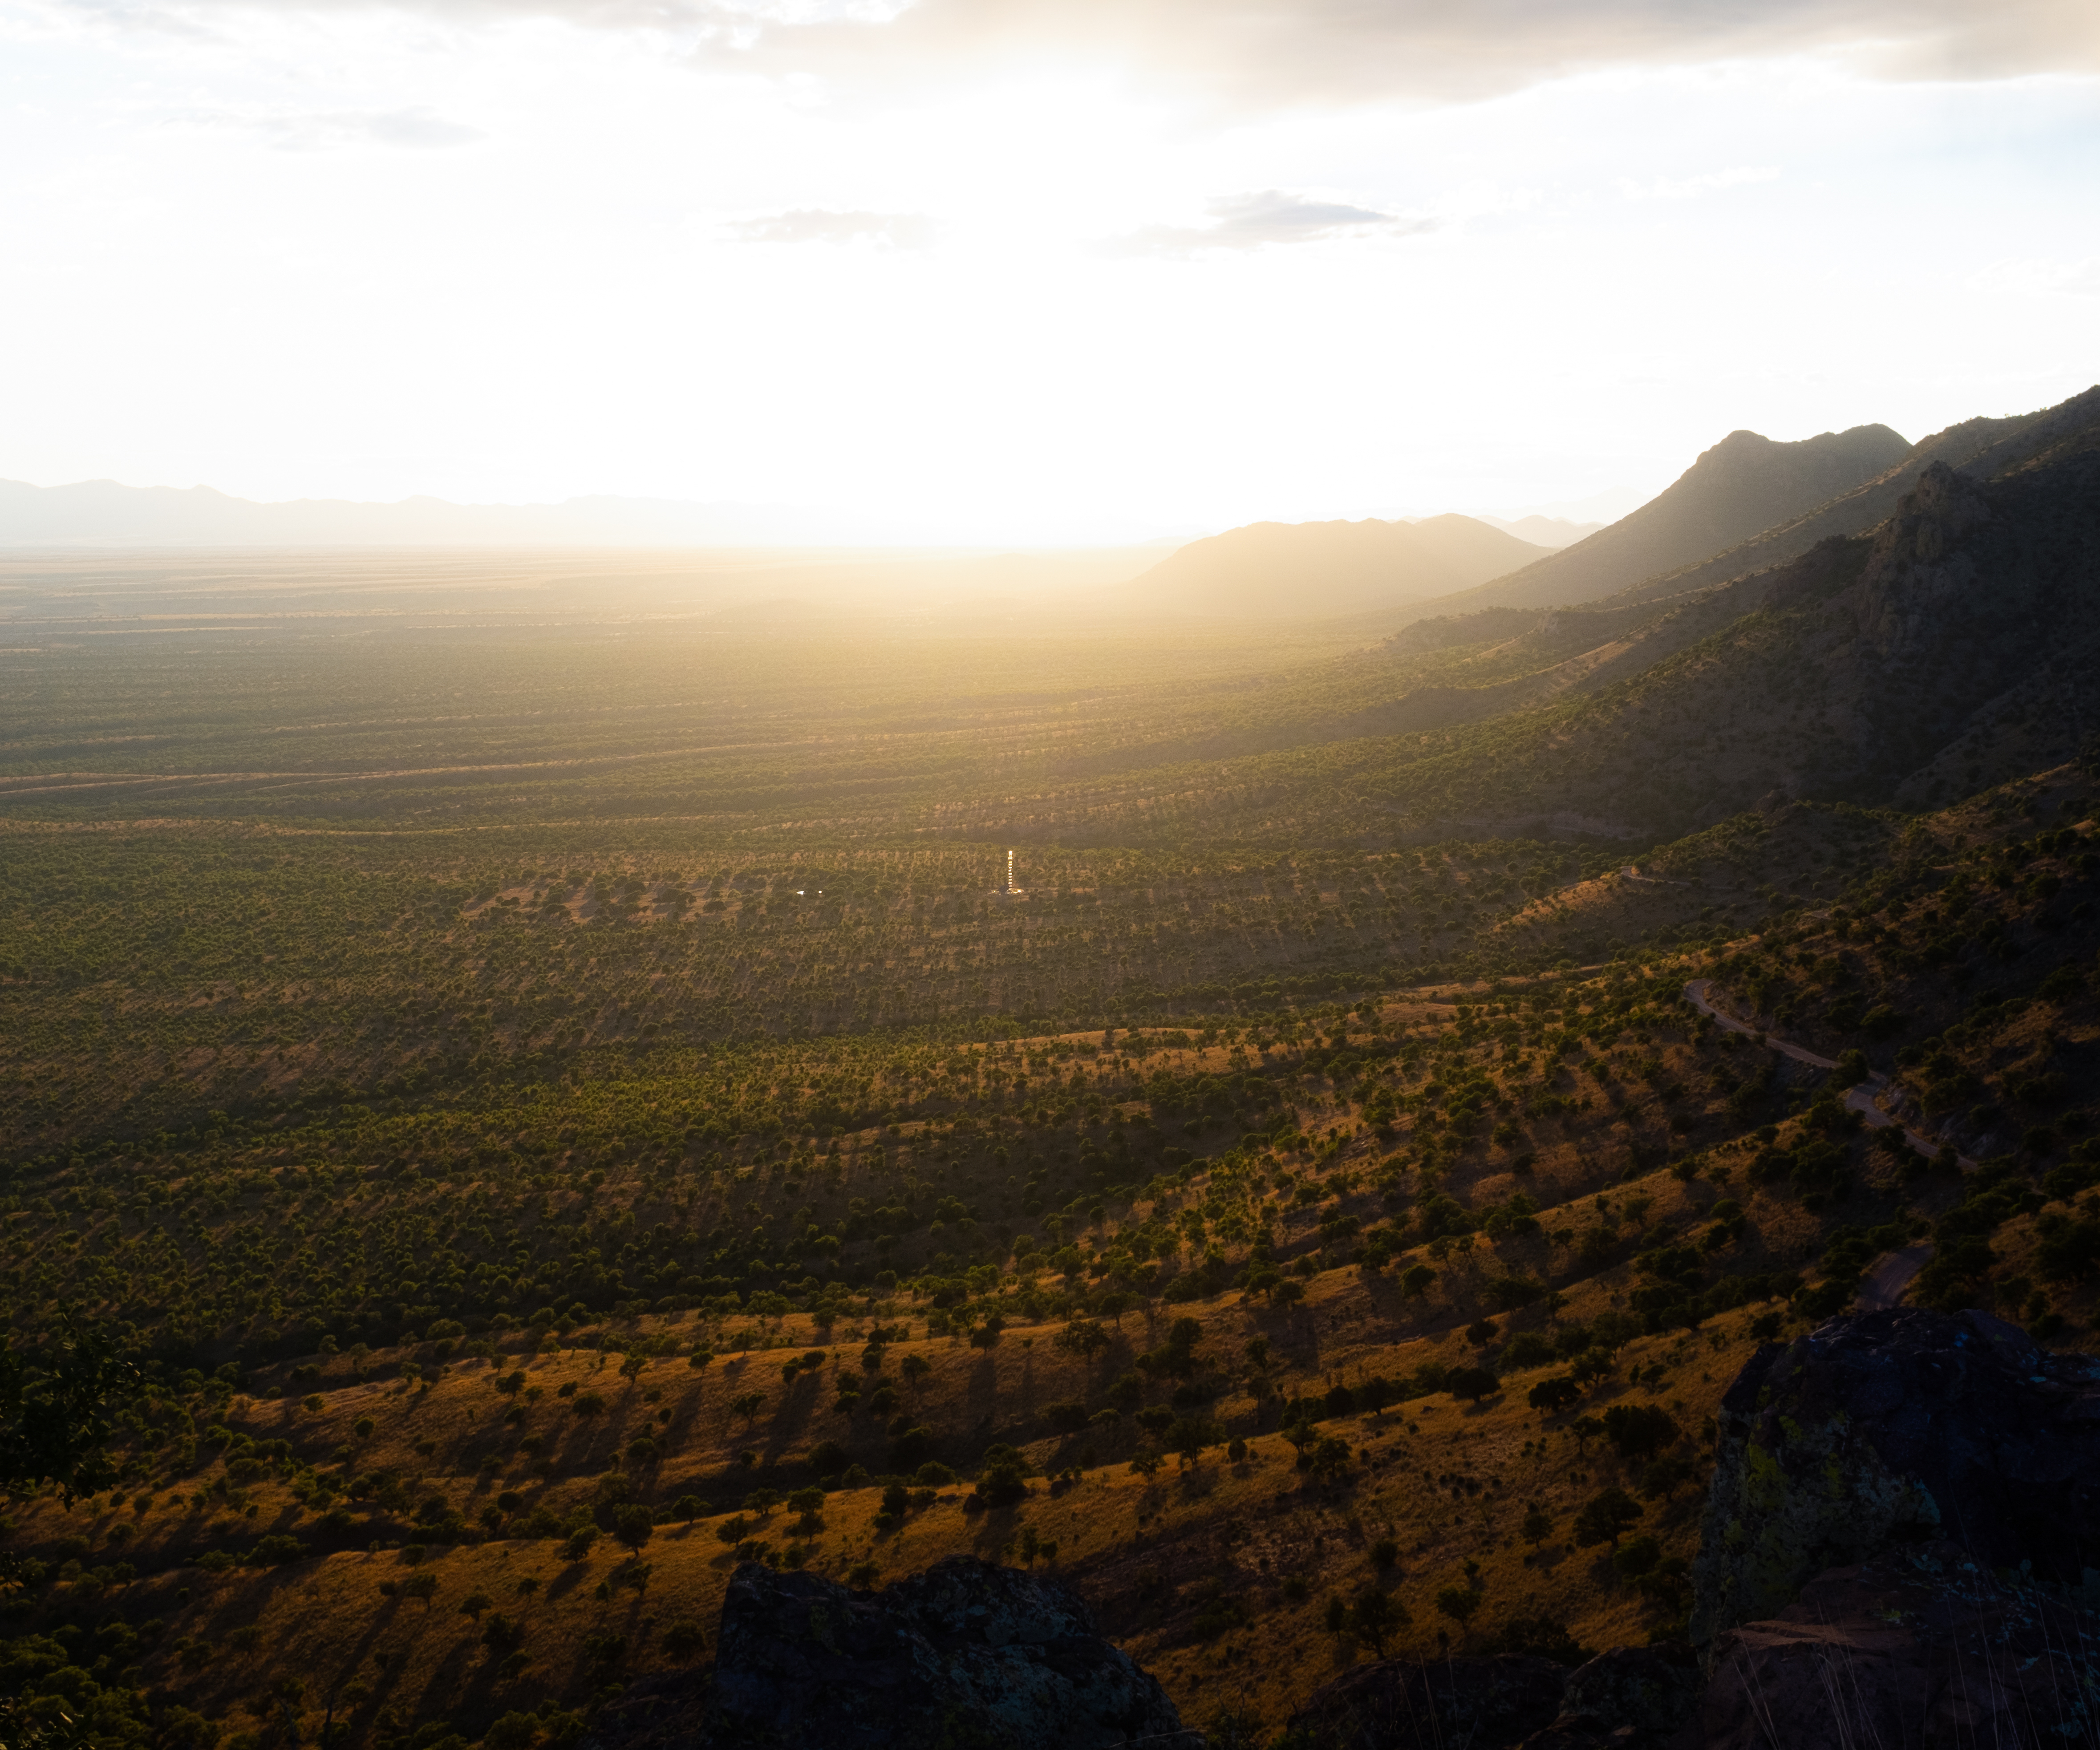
[1849,460,1995,656]
[1536,1644,1700,1746]
[1282,1654,1568,1749]
[1281,1645,1700,1750]
[1694,1541,2100,1750]
[696,1556,1184,1750]
[1690,1308,2100,1644]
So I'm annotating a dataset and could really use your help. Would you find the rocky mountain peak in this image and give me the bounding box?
[1852,458,1997,655]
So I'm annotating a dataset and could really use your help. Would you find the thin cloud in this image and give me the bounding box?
[180,105,486,150]
[354,107,486,147]
[1965,256,2100,298]
[730,209,935,247]
[102,0,2100,111]
[1617,165,1780,202]
[1107,190,1432,257]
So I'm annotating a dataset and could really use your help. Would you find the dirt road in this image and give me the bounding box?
[1683,976,1972,1312]
[1857,1243,1934,1311]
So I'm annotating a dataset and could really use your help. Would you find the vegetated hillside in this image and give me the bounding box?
[1572,381,2100,615]
[8,766,2097,1745]
[0,828,1636,1155]
[1485,796,1901,967]
[5,745,2098,1746]
[1412,421,1913,620]
[1128,515,1548,620]
[1239,414,2100,844]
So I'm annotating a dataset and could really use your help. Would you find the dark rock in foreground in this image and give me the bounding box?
[1283,1643,1699,1748]
[697,1555,1184,1749]
[1695,1540,2100,1750]
[1282,1651,1634,1750]
[1529,1643,1700,1747]
[1691,1308,2100,1643]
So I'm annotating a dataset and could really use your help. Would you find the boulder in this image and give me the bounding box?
[695,1556,1184,1750]
[1689,1307,2100,1643]
[1693,1540,2100,1750]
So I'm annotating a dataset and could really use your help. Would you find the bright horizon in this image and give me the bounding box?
[3,0,2097,544]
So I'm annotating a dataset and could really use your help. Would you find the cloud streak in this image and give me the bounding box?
[729,209,934,247]
[180,104,486,150]
[96,0,2100,110]
[1107,190,1430,256]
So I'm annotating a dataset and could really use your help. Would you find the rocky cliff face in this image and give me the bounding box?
[1694,1541,2100,1750]
[1689,1307,2100,1644]
[693,1555,1183,1750]
[1286,1310,2100,1750]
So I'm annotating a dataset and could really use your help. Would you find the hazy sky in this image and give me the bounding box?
[4,0,2097,541]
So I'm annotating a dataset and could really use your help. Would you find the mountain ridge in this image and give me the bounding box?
[1404,421,1915,622]
[1127,512,1549,619]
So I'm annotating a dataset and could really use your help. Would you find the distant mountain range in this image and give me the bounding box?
[1475,513,1605,549]
[1126,513,1552,619]
[1121,422,1920,623]
[0,480,914,548]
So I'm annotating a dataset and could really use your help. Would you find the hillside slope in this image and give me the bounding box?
[1116,406,2100,849]
[1412,423,1913,620]
[1129,514,1548,619]
[1587,383,2100,614]
[1393,424,2100,834]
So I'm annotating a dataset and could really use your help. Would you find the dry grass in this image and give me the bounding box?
[14,1226,1777,1740]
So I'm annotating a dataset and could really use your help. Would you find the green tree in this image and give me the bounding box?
[1601,1403,1679,1462]
[1526,1376,1581,1414]
[1572,1488,1642,1549]
[1434,1586,1480,1637]
[1447,1366,1499,1404]
[612,1504,654,1554]
[1164,1416,1222,1470]
[1348,1586,1403,1655]
[1305,1435,1353,1484]
[1612,1534,1662,1583]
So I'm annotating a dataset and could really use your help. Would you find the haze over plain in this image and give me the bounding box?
[2,0,2097,545]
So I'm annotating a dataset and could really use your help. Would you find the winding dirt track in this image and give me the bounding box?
[1682,977,1973,1311]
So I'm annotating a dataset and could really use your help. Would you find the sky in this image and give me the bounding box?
[2,0,2097,543]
